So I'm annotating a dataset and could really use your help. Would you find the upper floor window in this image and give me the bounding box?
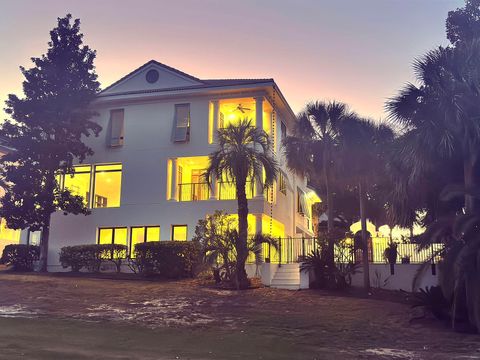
[93,164,122,208]
[173,104,190,142]
[279,171,287,195]
[281,121,287,140]
[109,109,125,147]
[297,187,306,215]
[64,165,91,207]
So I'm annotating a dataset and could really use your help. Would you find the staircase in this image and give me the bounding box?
[270,263,301,290]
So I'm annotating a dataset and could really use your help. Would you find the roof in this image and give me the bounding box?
[99,60,275,97]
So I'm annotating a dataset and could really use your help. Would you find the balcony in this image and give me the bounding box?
[178,182,210,202]
[218,181,254,200]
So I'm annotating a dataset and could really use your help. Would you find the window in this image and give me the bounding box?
[297,187,305,214]
[130,226,160,256]
[281,121,287,140]
[64,165,91,206]
[171,225,188,241]
[27,230,41,246]
[93,164,122,208]
[98,227,128,247]
[279,171,287,195]
[173,104,190,142]
[109,109,125,147]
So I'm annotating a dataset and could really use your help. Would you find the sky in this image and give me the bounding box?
[0,0,464,120]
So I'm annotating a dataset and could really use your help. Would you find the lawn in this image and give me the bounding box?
[0,273,478,359]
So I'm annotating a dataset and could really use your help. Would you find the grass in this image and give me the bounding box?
[0,272,478,359]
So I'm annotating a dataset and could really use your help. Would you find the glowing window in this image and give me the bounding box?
[64,165,92,206]
[171,225,188,241]
[219,99,255,128]
[93,164,122,208]
[130,226,160,256]
[98,227,127,247]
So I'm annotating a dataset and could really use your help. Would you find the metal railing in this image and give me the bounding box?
[246,236,444,265]
[178,182,210,201]
[218,181,254,200]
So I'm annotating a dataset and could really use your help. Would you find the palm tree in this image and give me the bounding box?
[339,116,394,292]
[284,101,352,264]
[386,40,480,215]
[205,119,278,289]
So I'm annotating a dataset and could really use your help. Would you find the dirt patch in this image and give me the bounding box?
[0,272,479,359]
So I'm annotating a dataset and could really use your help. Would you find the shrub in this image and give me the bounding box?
[59,244,127,273]
[0,244,40,272]
[131,241,199,278]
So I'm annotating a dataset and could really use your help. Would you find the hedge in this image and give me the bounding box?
[0,244,40,272]
[59,244,127,273]
[131,241,199,278]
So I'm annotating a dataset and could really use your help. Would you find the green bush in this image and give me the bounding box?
[0,244,40,271]
[131,241,199,278]
[59,244,127,273]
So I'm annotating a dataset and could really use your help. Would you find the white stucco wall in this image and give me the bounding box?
[26,72,314,270]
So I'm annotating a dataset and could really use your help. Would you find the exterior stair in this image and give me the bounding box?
[270,263,301,290]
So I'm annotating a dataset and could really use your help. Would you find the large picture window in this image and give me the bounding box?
[64,165,91,206]
[93,164,122,208]
[171,225,188,241]
[130,226,160,256]
[98,227,128,247]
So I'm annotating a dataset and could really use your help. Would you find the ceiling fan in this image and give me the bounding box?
[234,103,252,113]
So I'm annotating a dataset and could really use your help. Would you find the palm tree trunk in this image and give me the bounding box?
[235,179,250,290]
[323,152,335,266]
[359,182,370,292]
[464,154,479,214]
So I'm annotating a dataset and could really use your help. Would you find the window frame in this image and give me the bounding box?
[280,121,287,140]
[173,103,191,143]
[130,226,161,256]
[108,109,125,147]
[63,165,92,207]
[92,163,123,209]
[171,224,188,241]
[279,171,287,196]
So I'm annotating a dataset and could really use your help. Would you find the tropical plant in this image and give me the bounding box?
[447,0,480,45]
[339,115,395,291]
[411,286,450,322]
[284,101,352,265]
[0,14,101,271]
[205,119,277,289]
[193,210,277,286]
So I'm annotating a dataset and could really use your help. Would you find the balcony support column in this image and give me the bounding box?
[209,173,217,200]
[211,100,219,143]
[254,96,265,199]
[171,158,178,201]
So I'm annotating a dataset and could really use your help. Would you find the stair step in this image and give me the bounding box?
[273,273,300,279]
[271,278,301,285]
[270,284,300,290]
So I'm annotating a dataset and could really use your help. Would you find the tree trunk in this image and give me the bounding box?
[464,154,480,214]
[323,153,335,266]
[235,179,250,290]
[39,217,50,272]
[359,182,370,293]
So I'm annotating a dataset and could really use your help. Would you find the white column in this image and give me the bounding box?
[255,213,262,236]
[171,158,178,201]
[254,96,264,198]
[211,100,219,143]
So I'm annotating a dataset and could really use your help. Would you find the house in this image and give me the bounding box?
[16,60,320,273]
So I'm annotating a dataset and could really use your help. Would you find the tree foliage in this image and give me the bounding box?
[0,14,101,270]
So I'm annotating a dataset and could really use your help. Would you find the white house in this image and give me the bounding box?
[18,60,320,272]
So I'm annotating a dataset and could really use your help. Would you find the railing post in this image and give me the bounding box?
[302,235,305,259]
[278,236,282,267]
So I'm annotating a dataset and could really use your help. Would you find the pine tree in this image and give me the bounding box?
[0,14,101,271]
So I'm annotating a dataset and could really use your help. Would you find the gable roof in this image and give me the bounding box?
[99,60,275,96]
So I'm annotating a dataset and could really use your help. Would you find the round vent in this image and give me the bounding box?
[146,69,159,84]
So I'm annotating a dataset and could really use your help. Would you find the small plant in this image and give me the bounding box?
[0,244,40,271]
[383,242,398,275]
[411,286,450,321]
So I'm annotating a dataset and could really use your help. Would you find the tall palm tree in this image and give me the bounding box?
[205,119,278,289]
[386,40,480,215]
[284,101,352,264]
[339,116,394,292]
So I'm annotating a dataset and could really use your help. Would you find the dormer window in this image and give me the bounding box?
[173,104,190,142]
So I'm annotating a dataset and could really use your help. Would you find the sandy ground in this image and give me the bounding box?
[0,272,479,359]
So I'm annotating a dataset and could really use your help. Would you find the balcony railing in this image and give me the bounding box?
[178,182,210,201]
[218,181,254,200]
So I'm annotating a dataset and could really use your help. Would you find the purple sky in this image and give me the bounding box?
[0,0,463,119]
